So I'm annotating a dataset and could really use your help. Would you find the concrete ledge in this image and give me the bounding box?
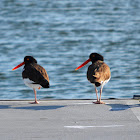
[0,99,140,140]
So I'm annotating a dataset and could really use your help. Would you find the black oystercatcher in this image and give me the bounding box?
[12,56,49,104]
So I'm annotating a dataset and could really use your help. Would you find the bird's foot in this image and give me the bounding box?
[29,101,39,104]
[99,101,105,104]
[93,101,105,104]
[93,101,99,104]
[38,87,41,90]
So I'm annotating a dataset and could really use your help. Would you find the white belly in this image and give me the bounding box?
[23,78,42,89]
[101,76,111,87]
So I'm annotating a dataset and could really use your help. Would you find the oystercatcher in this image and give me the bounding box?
[12,56,49,104]
[75,53,111,104]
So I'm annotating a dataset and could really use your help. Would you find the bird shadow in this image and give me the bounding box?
[0,105,11,109]
[0,104,66,110]
[107,104,140,111]
[13,105,66,110]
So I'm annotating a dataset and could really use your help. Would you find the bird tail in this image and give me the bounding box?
[42,84,49,88]
[41,80,50,88]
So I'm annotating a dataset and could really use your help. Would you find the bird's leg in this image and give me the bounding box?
[95,86,99,101]
[30,89,39,104]
[99,84,105,104]
[93,85,99,104]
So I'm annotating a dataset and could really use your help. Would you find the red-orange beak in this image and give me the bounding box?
[75,58,91,70]
[12,62,25,71]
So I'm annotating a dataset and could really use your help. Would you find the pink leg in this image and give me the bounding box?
[93,85,99,104]
[30,89,39,104]
[98,85,105,104]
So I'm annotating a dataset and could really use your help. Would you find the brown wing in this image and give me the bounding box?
[33,63,49,83]
[87,60,111,86]
[22,63,49,88]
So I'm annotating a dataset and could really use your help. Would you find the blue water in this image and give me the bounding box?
[0,0,140,100]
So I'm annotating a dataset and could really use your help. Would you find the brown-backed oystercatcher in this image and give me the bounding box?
[75,53,111,104]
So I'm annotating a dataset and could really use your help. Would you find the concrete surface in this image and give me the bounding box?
[0,99,140,140]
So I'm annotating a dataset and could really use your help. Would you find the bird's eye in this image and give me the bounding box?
[27,58,29,60]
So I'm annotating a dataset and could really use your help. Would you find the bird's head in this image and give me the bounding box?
[75,53,104,70]
[89,53,104,63]
[24,56,37,64]
[12,56,37,71]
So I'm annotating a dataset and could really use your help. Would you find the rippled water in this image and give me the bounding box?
[0,0,140,99]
